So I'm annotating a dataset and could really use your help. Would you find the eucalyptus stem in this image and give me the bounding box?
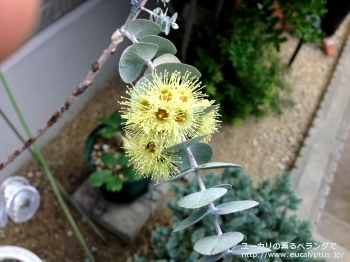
[0,71,95,261]
[209,204,223,236]
[125,0,149,27]
[185,145,233,260]
[140,6,157,17]
[184,148,223,235]
[146,61,156,71]
[185,147,206,191]
[120,29,139,44]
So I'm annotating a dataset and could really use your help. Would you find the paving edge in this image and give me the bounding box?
[291,33,350,228]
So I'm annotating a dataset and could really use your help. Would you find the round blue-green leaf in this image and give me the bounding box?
[127,19,161,39]
[162,135,207,152]
[211,201,259,215]
[203,105,219,114]
[177,188,227,209]
[139,35,177,57]
[154,63,201,78]
[197,252,225,262]
[210,184,232,191]
[196,162,242,170]
[120,43,158,66]
[176,143,213,169]
[173,206,212,232]
[119,42,158,83]
[153,54,180,64]
[156,168,195,185]
[144,54,180,75]
[194,232,245,256]
[230,245,270,255]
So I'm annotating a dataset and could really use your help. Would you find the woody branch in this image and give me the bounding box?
[0,0,149,171]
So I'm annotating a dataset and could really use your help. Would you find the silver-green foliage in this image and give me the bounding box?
[131,169,324,262]
[119,42,159,83]
[118,14,269,261]
[149,7,179,35]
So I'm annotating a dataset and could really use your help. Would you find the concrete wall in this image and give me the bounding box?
[0,0,142,181]
[36,0,88,33]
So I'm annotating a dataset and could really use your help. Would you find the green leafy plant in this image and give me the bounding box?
[131,168,324,262]
[183,0,326,123]
[89,111,140,192]
[187,2,289,123]
[279,0,327,45]
[96,110,124,138]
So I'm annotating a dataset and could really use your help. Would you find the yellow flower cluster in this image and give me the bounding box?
[120,71,220,181]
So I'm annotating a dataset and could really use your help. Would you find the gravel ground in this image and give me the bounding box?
[0,15,349,262]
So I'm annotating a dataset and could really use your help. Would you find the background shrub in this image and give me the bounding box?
[180,0,326,123]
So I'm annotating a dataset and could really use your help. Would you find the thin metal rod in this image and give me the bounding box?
[288,37,303,66]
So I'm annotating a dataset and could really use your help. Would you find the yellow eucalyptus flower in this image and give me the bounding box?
[123,133,180,181]
[120,70,220,180]
[121,71,205,138]
[193,99,221,142]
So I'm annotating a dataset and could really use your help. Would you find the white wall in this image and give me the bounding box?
[0,0,139,180]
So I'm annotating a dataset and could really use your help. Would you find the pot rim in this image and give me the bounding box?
[0,245,42,261]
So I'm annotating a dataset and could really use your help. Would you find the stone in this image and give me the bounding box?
[14,227,20,234]
[72,179,170,243]
[276,163,285,170]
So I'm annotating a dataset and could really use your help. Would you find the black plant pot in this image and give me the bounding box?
[98,177,152,203]
[84,125,152,204]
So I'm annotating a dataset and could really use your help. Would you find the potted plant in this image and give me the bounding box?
[84,111,151,203]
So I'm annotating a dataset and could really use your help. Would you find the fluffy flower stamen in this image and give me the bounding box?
[119,70,220,180]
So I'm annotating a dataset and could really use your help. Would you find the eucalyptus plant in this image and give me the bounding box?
[132,170,323,262]
[113,1,271,261]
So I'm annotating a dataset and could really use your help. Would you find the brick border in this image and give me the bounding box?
[292,33,350,228]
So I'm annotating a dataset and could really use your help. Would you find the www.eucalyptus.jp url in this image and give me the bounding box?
[241,251,345,259]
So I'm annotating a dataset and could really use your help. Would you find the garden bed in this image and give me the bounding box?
[0,15,349,261]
